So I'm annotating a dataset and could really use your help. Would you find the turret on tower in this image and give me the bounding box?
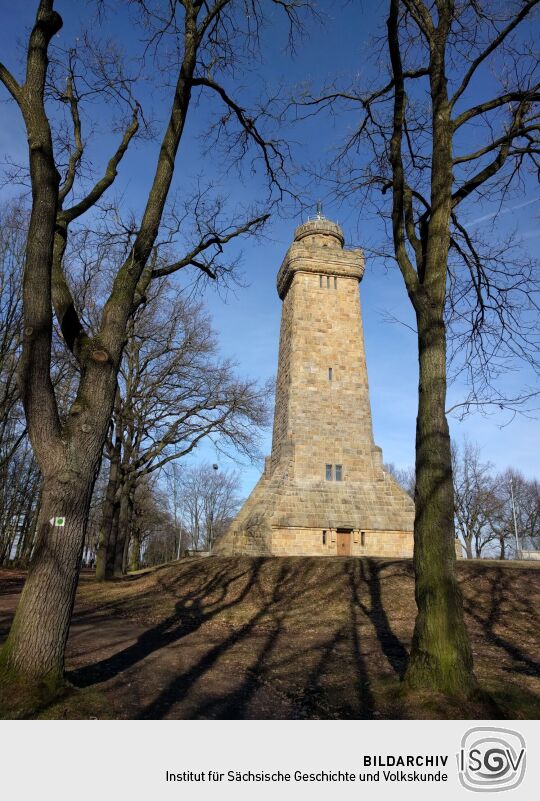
[215,212,414,557]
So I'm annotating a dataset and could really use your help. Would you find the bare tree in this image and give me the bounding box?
[0,0,305,692]
[95,280,269,579]
[384,462,415,498]
[165,463,187,559]
[452,439,499,559]
[516,476,540,553]
[0,202,82,567]
[171,463,242,552]
[137,482,180,568]
[0,205,26,474]
[0,206,31,565]
[489,468,540,558]
[296,0,540,695]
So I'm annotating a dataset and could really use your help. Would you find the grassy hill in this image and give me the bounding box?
[1,556,539,719]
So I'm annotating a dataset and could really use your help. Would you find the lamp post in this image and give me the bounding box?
[208,463,218,551]
[510,477,521,560]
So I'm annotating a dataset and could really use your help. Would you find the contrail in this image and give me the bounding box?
[466,196,540,227]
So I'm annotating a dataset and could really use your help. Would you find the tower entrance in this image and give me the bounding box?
[336,529,352,556]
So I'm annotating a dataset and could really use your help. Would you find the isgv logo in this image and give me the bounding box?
[457,727,526,792]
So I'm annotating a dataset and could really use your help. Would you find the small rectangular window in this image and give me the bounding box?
[334,276,337,289]
[328,367,332,381]
[326,275,330,288]
[319,274,323,288]
[335,464,342,481]
[325,464,333,481]
[361,531,365,547]
[322,530,327,545]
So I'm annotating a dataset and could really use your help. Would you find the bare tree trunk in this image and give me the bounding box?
[106,501,120,578]
[18,487,41,566]
[113,478,131,577]
[0,533,11,565]
[13,478,38,563]
[129,527,141,572]
[95,442,120,581]
[121,484,135,574]
[0,473,93,682]
[404,307,474,695]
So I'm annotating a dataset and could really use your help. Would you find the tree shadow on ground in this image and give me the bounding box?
[69,559,262,688]
[462,565,540,679]
[353,559,410,678]
[68,557,413,719]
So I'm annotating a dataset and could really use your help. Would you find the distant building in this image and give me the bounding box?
[519,537,540,560]
[215,213,415,556]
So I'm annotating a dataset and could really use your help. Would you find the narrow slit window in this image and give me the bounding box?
[322,530,327,545]
[335,464,343,481]
[325,464,333,481]
[334,276,337,289]
[361,531,365,547]
[326,275,330,288]
[319,274,323,288]
[328,367,333,381]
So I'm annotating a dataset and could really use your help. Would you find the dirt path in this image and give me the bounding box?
[1,557,539,719]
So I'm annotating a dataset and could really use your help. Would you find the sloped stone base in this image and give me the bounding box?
[214,463,416,557]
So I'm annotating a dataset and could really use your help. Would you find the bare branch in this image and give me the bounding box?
[454,87,540,129]
[387,0,419,294]
[24,0,63,97]
[453,123,540,164]
[452,102,528,206]
[58,75,84,202]
[0,63,22,103]
[151,213,268,279]
[192,76,285,186]
[62,106,139,223]
[451,0,540,106]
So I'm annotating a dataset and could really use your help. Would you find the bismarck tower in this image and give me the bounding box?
[215,211,414,557]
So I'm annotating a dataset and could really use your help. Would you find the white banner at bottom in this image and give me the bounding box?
[0,719,538,800]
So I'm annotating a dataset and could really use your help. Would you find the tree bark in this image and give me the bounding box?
[95,440,121,581]
[113,478,131,577]
[121,484,135,574]
[404,305,475,695]
[107,499,120,578]
[129,527,141,572]
[0,473,92,682]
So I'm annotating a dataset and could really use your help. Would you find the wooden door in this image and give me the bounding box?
[337,530,351,556]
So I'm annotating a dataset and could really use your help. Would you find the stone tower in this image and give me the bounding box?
[215,213,414,557]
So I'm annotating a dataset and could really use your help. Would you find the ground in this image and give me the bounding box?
[0,557,539,719]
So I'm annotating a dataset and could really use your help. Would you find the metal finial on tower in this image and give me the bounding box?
[316,200,323,219]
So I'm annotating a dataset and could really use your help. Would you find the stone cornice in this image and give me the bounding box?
[277,245,364,299]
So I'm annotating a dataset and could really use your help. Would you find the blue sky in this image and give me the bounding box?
[1,1,538,498]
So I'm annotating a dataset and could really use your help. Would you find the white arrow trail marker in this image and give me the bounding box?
[49,517,66,527]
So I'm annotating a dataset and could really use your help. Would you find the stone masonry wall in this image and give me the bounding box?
[271,527,414,557]
[216,216,417,559]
